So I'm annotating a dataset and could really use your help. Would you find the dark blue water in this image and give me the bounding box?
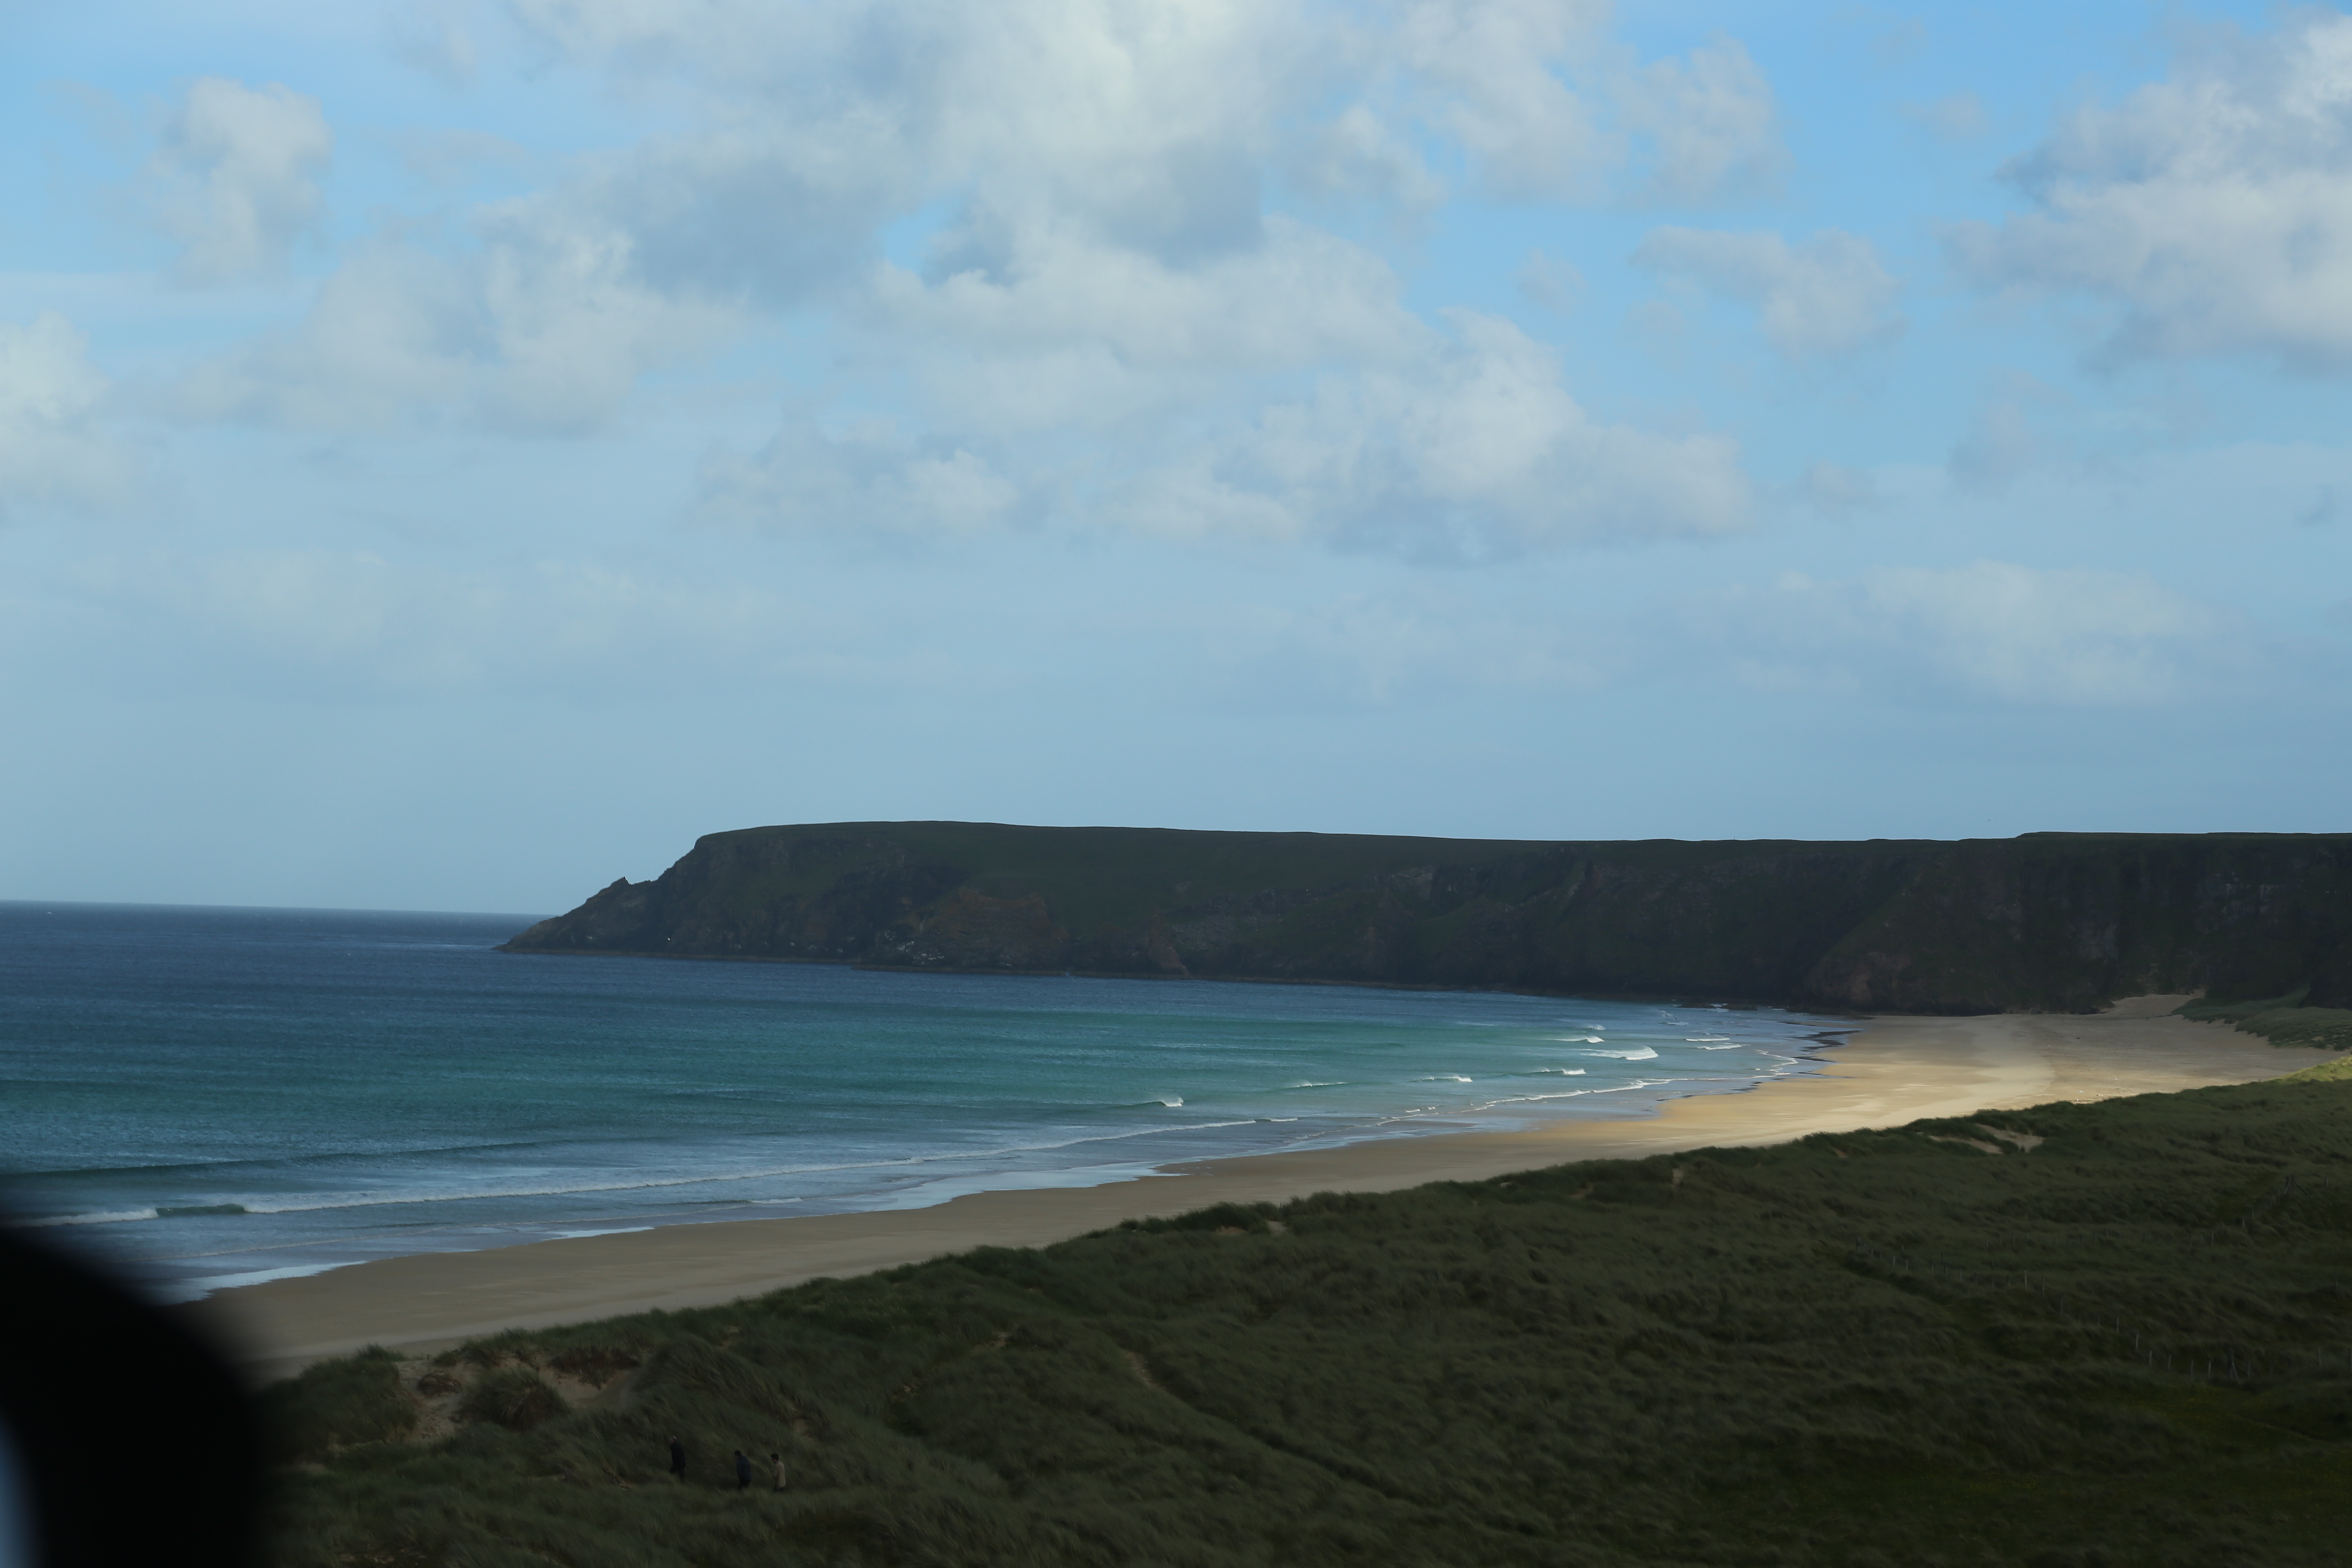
[0,903,1841,1298]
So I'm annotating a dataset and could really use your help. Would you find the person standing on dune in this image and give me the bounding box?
[771,1452,787,1492]
[734,1449,753,1491]
[668,1436,685,1482]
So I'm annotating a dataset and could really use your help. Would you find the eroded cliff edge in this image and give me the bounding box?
[500,823,2352,1014]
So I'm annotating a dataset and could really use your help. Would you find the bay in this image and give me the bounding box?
[0,902,1841,1299]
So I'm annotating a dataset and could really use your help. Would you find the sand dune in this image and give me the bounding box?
[192,1001,2306,1381]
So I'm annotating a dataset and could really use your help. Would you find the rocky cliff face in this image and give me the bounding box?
[502,822,2352,1014]
[1798,834,2352,1012]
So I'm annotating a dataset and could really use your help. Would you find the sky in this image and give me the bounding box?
[3,0,2349,914]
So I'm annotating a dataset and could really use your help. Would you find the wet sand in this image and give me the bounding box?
[193,999,2309,1380]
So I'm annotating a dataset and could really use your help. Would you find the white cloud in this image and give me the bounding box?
[170,5,1315,434]
[145,78,333,286]
[166,167,758,433]
[697,420,1031,537]
[1616,35,1782,205]
[700,309,1749,558]
[156,0,1777,526]
[1515,248,1583,311]
[1392,0,1614,201]
[1948,402,2043,493]
[1107,311,1751,559]
[1177,590,1611,711]
[1792,461,1882,513]
[71,548,906,698]
[0,313,146,519]
[392,129,532,189]
[1292,102,1448,214]
[1708,561,2247,708]
[1902,91,1987,142]
[1634,227,1902,358]
[510,0,1309,267]
[1951,12,2352,371]
[499,0,827,72]
[389,3,482,88]
[502,0,1776,225]
[1946,373,2068,493]
[869,213,1425,435]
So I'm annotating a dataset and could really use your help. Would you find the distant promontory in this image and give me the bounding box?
[501,822,2352,1015]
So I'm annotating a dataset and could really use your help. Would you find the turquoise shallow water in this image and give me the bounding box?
[0,902,1846,1299]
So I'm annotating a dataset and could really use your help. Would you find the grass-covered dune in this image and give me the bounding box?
[2179,989,2352,1051]
[501,822,2352,1014]
[265,1068,2352,1567]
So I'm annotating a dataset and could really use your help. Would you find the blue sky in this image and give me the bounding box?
[3,0,2348,913]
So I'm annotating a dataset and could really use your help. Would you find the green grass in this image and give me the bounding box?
[2179,987,2318,1021]
[459,1366,569,1432]
[263,1079,2352,1566]
[2240,1011,2352,1049]
[2177,989,2352,1051]
[254,1346,414,1464]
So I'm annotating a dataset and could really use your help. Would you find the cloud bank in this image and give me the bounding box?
[1706,561,2254,709]
[1953,12,2352,371]
[1635,227,1902,358]
[141,0,1782,554]
[146,78,334,286]
[0,314,147,519]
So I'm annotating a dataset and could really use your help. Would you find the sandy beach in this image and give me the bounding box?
[192,999,2311,1380]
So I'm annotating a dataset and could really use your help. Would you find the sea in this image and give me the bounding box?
[0,901,1850,1302]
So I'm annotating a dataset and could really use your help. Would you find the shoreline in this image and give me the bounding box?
[189,999,2313,1381]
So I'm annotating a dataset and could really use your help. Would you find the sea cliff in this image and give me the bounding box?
[502,823,2352,1014]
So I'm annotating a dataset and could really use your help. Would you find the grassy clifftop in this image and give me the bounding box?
[503,823,2352,1014]
[264,1076,2352,1566]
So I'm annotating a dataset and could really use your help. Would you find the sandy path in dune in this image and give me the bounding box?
[189,998,2311,1380]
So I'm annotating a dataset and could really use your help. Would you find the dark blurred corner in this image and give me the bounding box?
[0,1227,261,1566]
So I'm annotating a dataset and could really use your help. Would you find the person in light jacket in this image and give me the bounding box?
[771,1452,787,1492]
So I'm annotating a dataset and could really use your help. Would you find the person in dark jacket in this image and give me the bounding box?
[733,1449,753,1491]
[668,1436,686,1481]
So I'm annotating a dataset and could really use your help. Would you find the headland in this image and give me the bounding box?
[500,821,2352,1014]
